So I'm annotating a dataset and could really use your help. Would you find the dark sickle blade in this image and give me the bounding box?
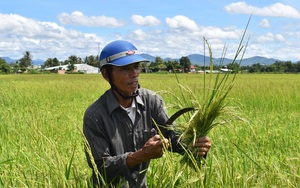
[163,107,195,126]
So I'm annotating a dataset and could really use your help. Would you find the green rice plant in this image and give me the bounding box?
[170,18,251,172]
[1,73,300,187]
[81,130,107,187]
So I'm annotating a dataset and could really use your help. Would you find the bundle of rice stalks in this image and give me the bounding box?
[172,19,251,172]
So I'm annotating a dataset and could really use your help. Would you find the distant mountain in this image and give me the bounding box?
[32,59,45,65]
[187,54,233,65]
[187,54,280,66]
[1,57,15,63]
[1,54,281,66]
[140,53,156,62]
[0,57,45,65]
[241,56,279,66]
[141,54,281,66]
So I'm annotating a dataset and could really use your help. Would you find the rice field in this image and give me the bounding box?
[0,73,299,187]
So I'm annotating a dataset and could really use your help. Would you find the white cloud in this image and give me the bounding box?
[1,10,299,62]
[0,13,104,60]
[131,15,161,26]
[259,19,271,28]
[124,23,246,59]
[129,29,150,41]
[256,32,275,42]
[286,30,300,39]
[166,15,199,31]
[57,11,125,27]
[225,2,300,18]
[255,32,285,43]
[275,34,285,42]
[200,26,242,40]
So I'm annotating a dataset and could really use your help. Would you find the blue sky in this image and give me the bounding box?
[1,0,300,62]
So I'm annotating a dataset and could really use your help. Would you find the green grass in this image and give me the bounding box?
[0,73,300,187]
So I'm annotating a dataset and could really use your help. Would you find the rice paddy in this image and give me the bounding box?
[0,73,299,187]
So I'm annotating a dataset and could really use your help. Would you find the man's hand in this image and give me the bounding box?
[193,136,211,157]
[127,135,169,168]
[142,135,169,159]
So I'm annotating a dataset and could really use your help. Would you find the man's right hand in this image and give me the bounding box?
[126,135,169,168]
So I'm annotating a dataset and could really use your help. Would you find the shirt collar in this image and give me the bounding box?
[106,88,145,115]
[135,92,144,108]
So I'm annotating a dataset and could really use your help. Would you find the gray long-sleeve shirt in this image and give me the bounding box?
[83,88,177,187]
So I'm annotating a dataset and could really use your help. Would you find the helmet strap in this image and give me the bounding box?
[110,83,140,100]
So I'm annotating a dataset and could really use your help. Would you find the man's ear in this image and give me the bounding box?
[101,68,109,82]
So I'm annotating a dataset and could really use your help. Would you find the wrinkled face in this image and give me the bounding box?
[109,62,142,95]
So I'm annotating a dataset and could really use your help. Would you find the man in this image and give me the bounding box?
[83,40,211,187]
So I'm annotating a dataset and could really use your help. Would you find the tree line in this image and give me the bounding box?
[240,61,300,73]
[1,51,300,74]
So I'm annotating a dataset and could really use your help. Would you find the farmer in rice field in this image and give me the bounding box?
[83,40,211,188]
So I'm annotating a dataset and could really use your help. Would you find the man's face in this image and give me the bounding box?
[111,62,141,95]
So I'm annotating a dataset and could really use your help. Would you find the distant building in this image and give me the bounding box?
[220,68,232,72]
[190,65,197,73]
[205,70,220,74]
[220,66,232,73]
[44,64,100,74]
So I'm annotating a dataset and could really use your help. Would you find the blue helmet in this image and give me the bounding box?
[99,40,149,70]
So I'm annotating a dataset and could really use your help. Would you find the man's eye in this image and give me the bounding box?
[122,67,130,71]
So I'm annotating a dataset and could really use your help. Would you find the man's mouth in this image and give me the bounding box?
[128,81,138,86]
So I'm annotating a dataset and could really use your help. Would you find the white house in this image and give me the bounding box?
[220,68,232,73]
[44,64,100,74]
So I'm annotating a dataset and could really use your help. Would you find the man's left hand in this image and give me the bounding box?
[193,136,211,157]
